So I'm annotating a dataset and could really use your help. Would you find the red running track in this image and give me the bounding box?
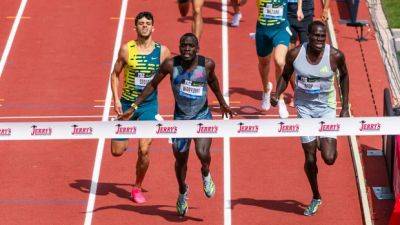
[0,0,392,224]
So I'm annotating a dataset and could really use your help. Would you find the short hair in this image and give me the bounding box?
[135,11,154,25]
[308,20,326,34]
[180,33,199,47]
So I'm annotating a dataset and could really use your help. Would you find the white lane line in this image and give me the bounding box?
[0,0,28,78]
[83,0,128,225]
[221,1,231,225]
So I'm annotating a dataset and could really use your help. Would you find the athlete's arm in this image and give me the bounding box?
[206,58,234,118]
[271,47,298,107]
[117,58,173,120]
[110,45,127,116]
[335,50,350,117]
[297,0,304,21]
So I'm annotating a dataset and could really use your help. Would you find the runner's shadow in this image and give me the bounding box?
[231,198,306,215]
[230,87,263,100]
[91,204,203,222]
[69,179,135,201]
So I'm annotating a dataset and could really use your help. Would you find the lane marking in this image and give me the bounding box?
[5,16,30,19]
[221,1,231,225]
[83,1,128,225]
[0,0,28,78]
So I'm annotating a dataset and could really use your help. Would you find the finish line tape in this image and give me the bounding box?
[0,117,399,140]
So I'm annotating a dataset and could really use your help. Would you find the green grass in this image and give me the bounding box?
[382,0,400,28]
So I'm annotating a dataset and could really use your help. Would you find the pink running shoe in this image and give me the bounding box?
[131,187,146,203]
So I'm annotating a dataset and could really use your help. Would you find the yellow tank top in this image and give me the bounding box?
[122,40,161,103]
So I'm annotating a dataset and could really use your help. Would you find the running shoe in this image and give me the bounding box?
[304,198,322,216]
[278,99,289,118]
[231,13,242,27]
[176,186,189,216]
[261,82,273,111]
[203,175,216,198]
[131,187,146,204]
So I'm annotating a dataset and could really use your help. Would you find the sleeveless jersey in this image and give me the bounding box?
[171,55,209,119]
[257,0,288,27]
[121,40,160,104]
[293,43,336,108]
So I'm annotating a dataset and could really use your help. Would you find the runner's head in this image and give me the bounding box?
[134,11,154,39]
[179,33,199,61]
[308,21,327,52]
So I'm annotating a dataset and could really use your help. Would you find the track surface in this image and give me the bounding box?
[0,0,391,224]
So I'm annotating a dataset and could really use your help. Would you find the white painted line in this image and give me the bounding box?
[0,0,28,78]
[83,0,128,224]
[221,1,231,225]
[324,2,373,224]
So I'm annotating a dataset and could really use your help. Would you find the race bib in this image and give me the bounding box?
[297,76,321,94]
[263,4,284,20]
[134,72,153,89]
[179,80,204,98]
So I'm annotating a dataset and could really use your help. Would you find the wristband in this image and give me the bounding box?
[131,103,138,110]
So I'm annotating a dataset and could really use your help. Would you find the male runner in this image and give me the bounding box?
[178,0,205,39]
[271,21,350,216]
[110,11,170,204]
[119,33,234,216]
[256,0,303,118]
[288,0,330,47]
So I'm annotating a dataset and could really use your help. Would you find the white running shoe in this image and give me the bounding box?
[249,32,256,40]
[231,13,242,27]
[261,82,273,111]
[278,99,289,118]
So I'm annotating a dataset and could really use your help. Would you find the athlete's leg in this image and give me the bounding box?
[274,44,290,117]
[134,138,152,188]
[178,0,190,17]
[192,0,205,39]
[194,138,215,198]
[194,138,212,176]
[173,138,191,194]
[302,140,321,200]
[111,139,129,156]
[230,0,242,27]
[258,55,272,93]
[319,138,338,165]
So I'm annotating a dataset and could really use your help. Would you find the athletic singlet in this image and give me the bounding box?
[121,40,160,103]
[257,0,288,26]
[293,43,336,108]
[171,55,209,118]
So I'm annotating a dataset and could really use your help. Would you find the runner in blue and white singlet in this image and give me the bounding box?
[171,55,211,120]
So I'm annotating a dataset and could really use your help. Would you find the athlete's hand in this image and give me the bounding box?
[321,8,329,21]
[114,99,123,115]
[220,104,235,119]
[117,107,135,121]
[270,95,279,107]
[297,9,304,21]
[339,107,350,118]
